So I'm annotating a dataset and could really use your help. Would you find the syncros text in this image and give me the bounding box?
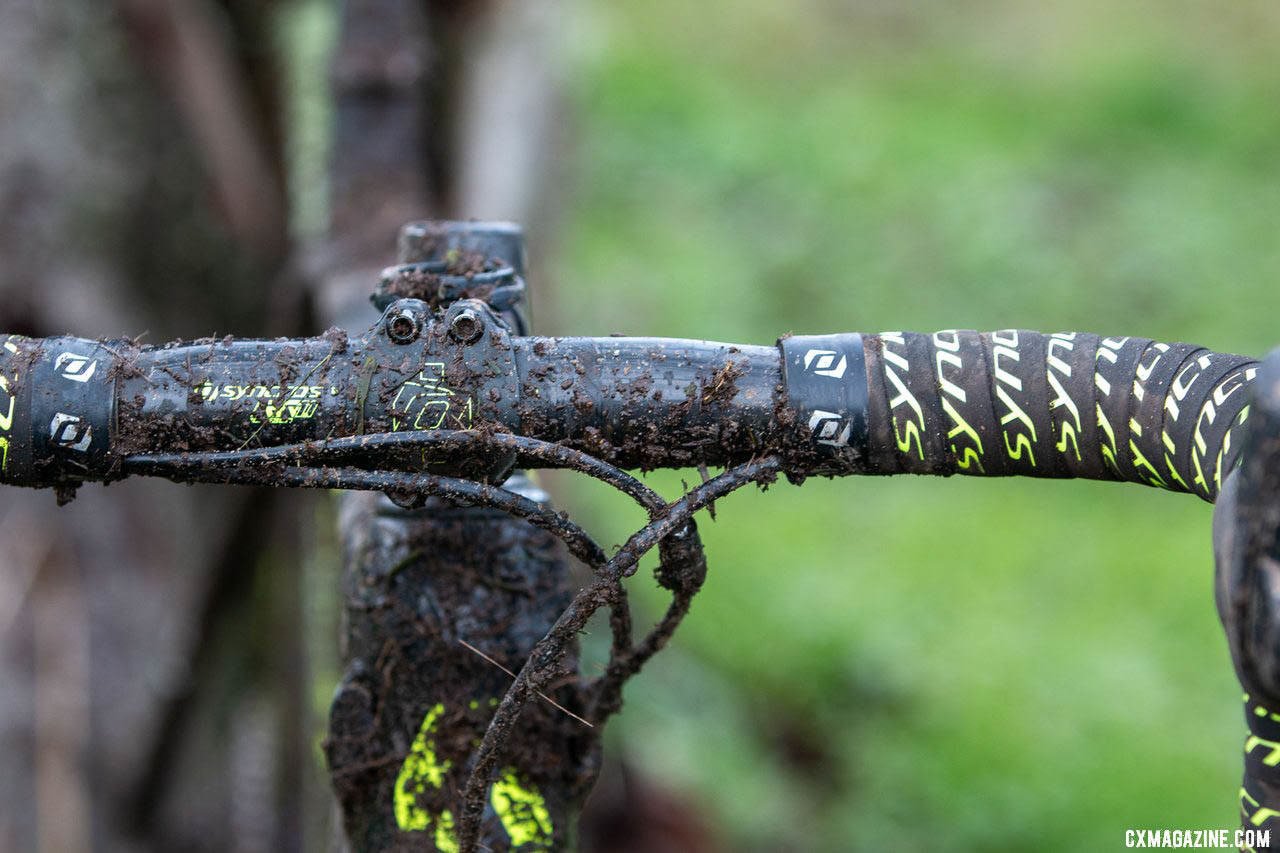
[869,330,1255,502]
[192,381,329,426]
[193,382,329,403]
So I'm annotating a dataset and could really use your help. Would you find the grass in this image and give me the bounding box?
[547,1,1279,848]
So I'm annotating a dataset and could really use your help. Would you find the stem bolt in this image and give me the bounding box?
[448,309,483,344]
[386,309,420,344]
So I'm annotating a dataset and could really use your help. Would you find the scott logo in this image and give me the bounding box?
[808,409,851,448]
[391,363,473,432]
[55,352,97,383]
[803,348,847,379]
[49,412,91,452]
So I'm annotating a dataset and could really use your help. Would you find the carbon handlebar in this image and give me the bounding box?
[0,298,1258,502]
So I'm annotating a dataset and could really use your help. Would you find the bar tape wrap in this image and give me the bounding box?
[860,330,1256,501]
[781,329,1257,501]
[0,336,117,487]
[779,333,869,475]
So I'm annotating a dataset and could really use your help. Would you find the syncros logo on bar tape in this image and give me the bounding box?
[864,330,1256,501]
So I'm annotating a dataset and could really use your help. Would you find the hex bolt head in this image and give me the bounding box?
[386,309,420,344]
[448,309,483,344]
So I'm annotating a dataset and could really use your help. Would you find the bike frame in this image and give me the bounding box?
[320,3,596,845]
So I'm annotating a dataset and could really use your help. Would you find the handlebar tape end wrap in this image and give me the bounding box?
[0,336,117,488]
[778,334,870,476]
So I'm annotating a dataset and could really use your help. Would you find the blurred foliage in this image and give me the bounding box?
[545,0,1280,849]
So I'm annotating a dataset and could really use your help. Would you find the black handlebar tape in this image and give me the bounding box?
[776,334,869,475]
[781,330,1256,501]
[1240,695,1280,843]
[0,335,117,487]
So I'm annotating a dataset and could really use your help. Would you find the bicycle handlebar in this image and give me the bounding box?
[855,330,1257,501]
[0,298,1258,502]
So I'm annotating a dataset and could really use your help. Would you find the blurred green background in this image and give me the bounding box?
[534,0,1279,849]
